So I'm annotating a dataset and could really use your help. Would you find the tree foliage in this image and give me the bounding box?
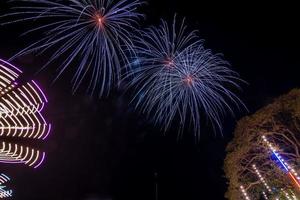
[224,89,300,199]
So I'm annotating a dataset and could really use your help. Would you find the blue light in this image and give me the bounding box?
[272,151,289,172]
[132,58,141,66]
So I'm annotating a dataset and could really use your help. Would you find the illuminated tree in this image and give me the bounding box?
[0,59,51,168]
[0,173,12,198]
[224,89,300,199]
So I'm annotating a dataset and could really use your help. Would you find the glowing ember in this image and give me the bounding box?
[95,14,105,28]
[163,58,175,68]
[183,75,194,86]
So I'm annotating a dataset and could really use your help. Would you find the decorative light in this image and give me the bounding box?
[262,191,269,200]
[282,188,293,200]
[0,59,51,168]
[240,185,251,200]
[0,142,45,168]
[0,173,12,198]
[252,164,272,193]
[290,190,299,200]
[262,135,300,189]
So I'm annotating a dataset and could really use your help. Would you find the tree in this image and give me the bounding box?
[224,89,300,199]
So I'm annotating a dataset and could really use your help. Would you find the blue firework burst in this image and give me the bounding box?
[2,0,143,96]
[127,17,245,137]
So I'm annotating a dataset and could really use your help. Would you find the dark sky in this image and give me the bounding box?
[0,1,300,199]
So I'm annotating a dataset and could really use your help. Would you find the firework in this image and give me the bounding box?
[2,0,143,96]
[127,17,244,137]
[0,59,51,168]
[0,174,12,198]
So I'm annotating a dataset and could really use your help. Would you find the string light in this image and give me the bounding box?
[290,190,299,200]
[262,191,269,199]
[0,173,12,198]
[240,185,251,200]
[282,188,293,200]
[262,135,300,189]
[0,59,51,168]
[252,164,272,193]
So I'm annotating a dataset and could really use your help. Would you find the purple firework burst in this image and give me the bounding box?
[127,17,245,138]
[2,0,143,97]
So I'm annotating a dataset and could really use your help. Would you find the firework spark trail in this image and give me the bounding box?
[126,17,245,138]
[1,0,143,97]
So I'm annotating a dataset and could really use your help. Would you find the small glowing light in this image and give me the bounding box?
[98,17,102,24]
[240,185,251,200]
[183,75,194,86]
[289,190,299,200]
[262,191,269,200]
[163,58,175,68]
[95,14,105,28]
[282,188,293,200]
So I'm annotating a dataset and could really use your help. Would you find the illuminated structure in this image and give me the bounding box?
[0,173,12,198]
[262,135,300,190]
[0,59,51,168]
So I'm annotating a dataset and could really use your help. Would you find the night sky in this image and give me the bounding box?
[0,1,300,199]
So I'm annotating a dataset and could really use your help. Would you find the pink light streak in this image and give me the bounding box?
[31,80,48,103]
[42,124,52,140]
[34,152,46,169]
